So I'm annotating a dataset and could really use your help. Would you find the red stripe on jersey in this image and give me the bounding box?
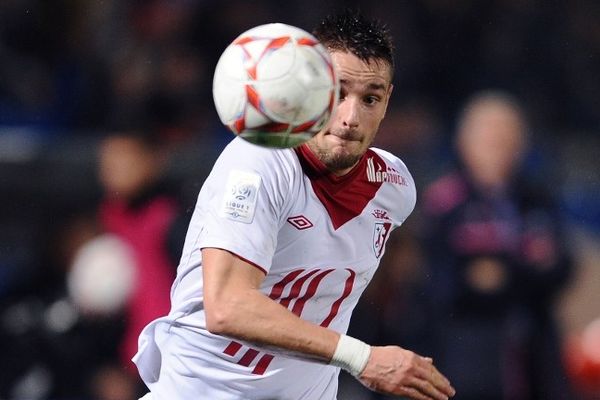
[252,354,275,375]
[238,348,260,367]
[269,269,305,300]
[291,269,334,316]
[320,269,356,327]
[279,269,320,308]
[223,341,243,356]
[295,145,384,229]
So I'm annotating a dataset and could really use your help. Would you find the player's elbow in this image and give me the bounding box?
[204,308,228,335]
[204,298,239,336]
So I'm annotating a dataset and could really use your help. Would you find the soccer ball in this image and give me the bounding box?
[212,23,339,148]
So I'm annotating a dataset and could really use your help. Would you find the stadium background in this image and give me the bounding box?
[0,1,598,399]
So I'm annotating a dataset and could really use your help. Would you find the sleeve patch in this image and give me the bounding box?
[220,169,262,224]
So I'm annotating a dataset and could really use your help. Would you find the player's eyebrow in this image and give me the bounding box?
[367,82,386,92]
[339,80,387,92]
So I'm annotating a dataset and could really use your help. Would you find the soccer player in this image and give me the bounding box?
[133,10,456,400]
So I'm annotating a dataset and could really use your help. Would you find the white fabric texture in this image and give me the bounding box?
[133,138,416,399]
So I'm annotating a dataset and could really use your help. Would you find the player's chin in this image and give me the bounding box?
[336,146,360,160]
[336,141,365,159]
[326,148,362,171]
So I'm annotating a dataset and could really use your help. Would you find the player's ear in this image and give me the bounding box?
[386,83,394,101]
[382,83,393,119]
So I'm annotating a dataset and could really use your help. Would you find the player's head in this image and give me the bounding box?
[313,9,395,81]
[456,90,529,188]
[308,10,395,175]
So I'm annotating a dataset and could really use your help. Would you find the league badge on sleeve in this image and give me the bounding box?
[220,170,262,223]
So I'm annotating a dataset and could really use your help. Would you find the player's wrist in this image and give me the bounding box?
[329,334,371,377]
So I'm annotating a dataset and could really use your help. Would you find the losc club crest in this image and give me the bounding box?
[373,222,392,258]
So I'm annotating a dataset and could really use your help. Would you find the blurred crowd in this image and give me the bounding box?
[0,1,599,399]
[1,0,600,135]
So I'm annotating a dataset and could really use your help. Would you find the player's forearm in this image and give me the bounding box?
[202,247,339,363]
[206,285,339,362]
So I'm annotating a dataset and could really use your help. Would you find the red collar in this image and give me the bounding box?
[294,144,384,229]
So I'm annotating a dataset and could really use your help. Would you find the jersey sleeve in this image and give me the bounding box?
[373,147,417,228]
[195,138,296,273]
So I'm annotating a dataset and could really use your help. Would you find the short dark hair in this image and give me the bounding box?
[313,9,394,76]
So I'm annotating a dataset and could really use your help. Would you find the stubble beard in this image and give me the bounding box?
[308,141,362,173]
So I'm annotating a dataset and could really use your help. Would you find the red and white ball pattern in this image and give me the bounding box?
[212,23,339,148]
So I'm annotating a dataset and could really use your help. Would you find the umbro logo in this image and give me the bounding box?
[287,215,313,230]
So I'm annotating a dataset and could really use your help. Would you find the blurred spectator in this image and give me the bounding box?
[2,0,600,136]
[0,116,191,399]
[421,91,574,399]
[564,317,600,399]
[95,122,186,376]
[90,364,140,400]
[0,211,127,399]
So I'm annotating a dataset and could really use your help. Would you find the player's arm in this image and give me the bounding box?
[202,247,456,400]
[202,247,338,362]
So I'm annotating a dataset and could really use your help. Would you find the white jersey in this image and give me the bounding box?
[133,137,416,400]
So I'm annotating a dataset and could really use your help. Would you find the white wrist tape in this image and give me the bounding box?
[329,334,371,376]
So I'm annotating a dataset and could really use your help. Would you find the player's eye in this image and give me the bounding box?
[339,89,348,102]
[363,95,380,105]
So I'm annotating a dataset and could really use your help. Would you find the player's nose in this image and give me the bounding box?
[338,96,360,129]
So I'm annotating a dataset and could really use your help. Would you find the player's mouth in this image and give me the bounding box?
[328,131,360,144]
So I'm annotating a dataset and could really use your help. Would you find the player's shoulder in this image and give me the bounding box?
[368,147,417,215]
[216,137,299,174]
[206,138,303,204]
[368,147,415,186]
[369,147,410,175]
[222,136,294,159]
